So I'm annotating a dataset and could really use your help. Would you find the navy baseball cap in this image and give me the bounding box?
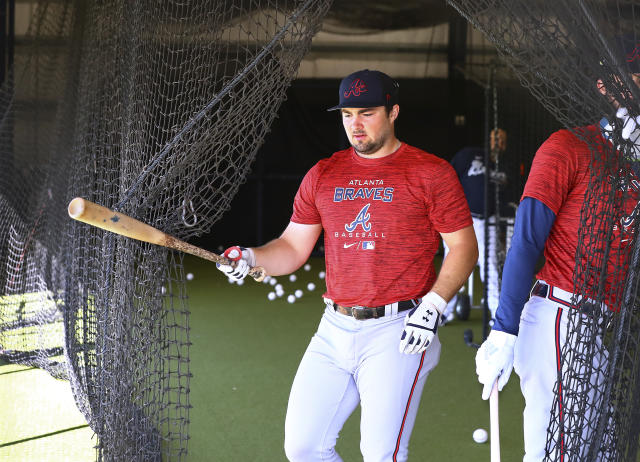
[601,35,640,74]
[327,69,399,111]
[621,39,640,74]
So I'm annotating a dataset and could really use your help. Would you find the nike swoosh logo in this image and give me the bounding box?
[343,242,358,248]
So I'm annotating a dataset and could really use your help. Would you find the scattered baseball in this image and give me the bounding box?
[262,275,271,284]
[473,428,488,444]
[267,292,276,301]
[319,271,326,279]
[307,282,316,291]
[275,283,283,292]
[186,272,194,281]
[289,274,297,282]
[304,263,311,271]
[269,278,277,286]
[287,294,296,303]
[228,277,235,284]
[276,290,284,297]
[295,289,303,298]
[236,279,244,286]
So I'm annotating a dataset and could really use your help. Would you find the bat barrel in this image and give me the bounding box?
[67,197,267,282]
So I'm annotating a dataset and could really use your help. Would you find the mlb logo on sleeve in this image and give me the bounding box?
[362,241,375,250]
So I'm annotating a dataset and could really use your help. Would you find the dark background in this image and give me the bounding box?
[203,77,479,249]
[199,76,560,251]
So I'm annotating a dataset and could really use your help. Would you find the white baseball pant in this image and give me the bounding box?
[284,305,441,462]
[514,281,610,461]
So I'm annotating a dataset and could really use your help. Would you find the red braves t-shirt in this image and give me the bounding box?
[523,125,639,306]
[291,143,472,307]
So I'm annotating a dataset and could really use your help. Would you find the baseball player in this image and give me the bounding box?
[442,129,508,323]
[217,69,478,461]
[474,58,640,459]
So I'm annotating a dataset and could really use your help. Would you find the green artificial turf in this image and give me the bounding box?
[0,362,95,461]
[0,254,525,461]
[186,255,525,461]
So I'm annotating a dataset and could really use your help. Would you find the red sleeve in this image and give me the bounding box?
[428,160,473,233]
[522,130,578,214]
[291,163,322,224]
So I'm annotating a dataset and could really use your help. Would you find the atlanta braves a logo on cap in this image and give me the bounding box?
[627,44,640,64]
[344,79,367,98]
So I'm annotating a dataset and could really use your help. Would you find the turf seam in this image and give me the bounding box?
[0,424,90,447]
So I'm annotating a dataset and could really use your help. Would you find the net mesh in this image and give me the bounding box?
[448,1,640,460]
[0,0,331,460]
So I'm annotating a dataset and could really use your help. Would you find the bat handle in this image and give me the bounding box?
[248,266,266,282]
[490,380,500,462]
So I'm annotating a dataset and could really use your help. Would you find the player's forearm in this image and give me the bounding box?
[493,197,555,335]
[251,238,309,276]
[432,229,478,306]
[251,221,322,276]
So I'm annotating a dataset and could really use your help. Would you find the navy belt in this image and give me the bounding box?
[331,299,420,320]
[530,281,599,317]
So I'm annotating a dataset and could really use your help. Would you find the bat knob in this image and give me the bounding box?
[249,266,267,282]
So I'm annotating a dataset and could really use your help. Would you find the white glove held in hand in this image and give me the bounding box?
[399,292,446,355]
[216,246,256,281]
[476,329,517,400]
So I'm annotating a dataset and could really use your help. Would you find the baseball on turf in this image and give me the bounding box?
[186,272,194,281]
[267,292,276,301]
[295,289,303,298]
[269,278,277,286]
[227,277,235,284]
[473,428,488,444]
[289,274,297,282]
[304,263,311,271]
[236,279,244,286]
[319,271,326,279]
[287,294,296,303]
[275,283,283,291]
[307,282,316,291]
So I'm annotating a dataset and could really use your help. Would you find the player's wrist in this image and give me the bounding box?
[423,291,447,315]
[487,329,517,347]
[243,247,256,267]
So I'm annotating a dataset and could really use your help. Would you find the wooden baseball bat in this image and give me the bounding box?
[490,380,501,462]
[67,197,266,282]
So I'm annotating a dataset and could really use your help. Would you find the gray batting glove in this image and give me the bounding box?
[216,246,256,281]
[399,292,447,355]
[475,329,517,400]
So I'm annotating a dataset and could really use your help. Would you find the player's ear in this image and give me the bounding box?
[389,104,399,122]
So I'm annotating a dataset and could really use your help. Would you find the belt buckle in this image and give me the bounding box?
[351,306,368,320]
[533,282,549,298]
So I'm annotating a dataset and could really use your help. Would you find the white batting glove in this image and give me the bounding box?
[616,107,640,158]
[399,292,446,355]
[216,246,256,281]
[475,329,517,400]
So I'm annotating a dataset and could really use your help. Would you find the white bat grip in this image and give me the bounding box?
[490,380,500,462]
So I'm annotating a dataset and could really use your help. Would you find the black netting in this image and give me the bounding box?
[0,1,331,460]
[448,1,640,460]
